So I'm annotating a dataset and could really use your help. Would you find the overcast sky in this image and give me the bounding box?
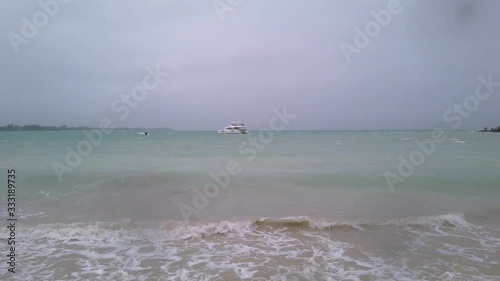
[1,0,499,130]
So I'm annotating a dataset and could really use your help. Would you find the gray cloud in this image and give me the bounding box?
[1,0,499,130]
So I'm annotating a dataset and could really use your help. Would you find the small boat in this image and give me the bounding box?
[217,121,248,134]
[137,132,149,135]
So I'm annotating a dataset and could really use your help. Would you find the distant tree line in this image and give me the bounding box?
[0,124,91,131]
[0,124,174,131]
[478,126,500,133]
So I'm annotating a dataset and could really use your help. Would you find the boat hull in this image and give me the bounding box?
[217,130,248,134]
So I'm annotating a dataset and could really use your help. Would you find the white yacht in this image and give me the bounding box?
[217,121,249,134]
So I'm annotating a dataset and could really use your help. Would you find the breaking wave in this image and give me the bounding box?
[19,213,472,243]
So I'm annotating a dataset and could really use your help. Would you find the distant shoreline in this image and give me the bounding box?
[0,125,174,132]
[478,126,500,133]
[1,124,499,132]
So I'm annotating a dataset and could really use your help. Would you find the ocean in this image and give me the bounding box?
[1,130,499,281]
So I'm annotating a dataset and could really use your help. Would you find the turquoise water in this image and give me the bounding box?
[1,130,499,280]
